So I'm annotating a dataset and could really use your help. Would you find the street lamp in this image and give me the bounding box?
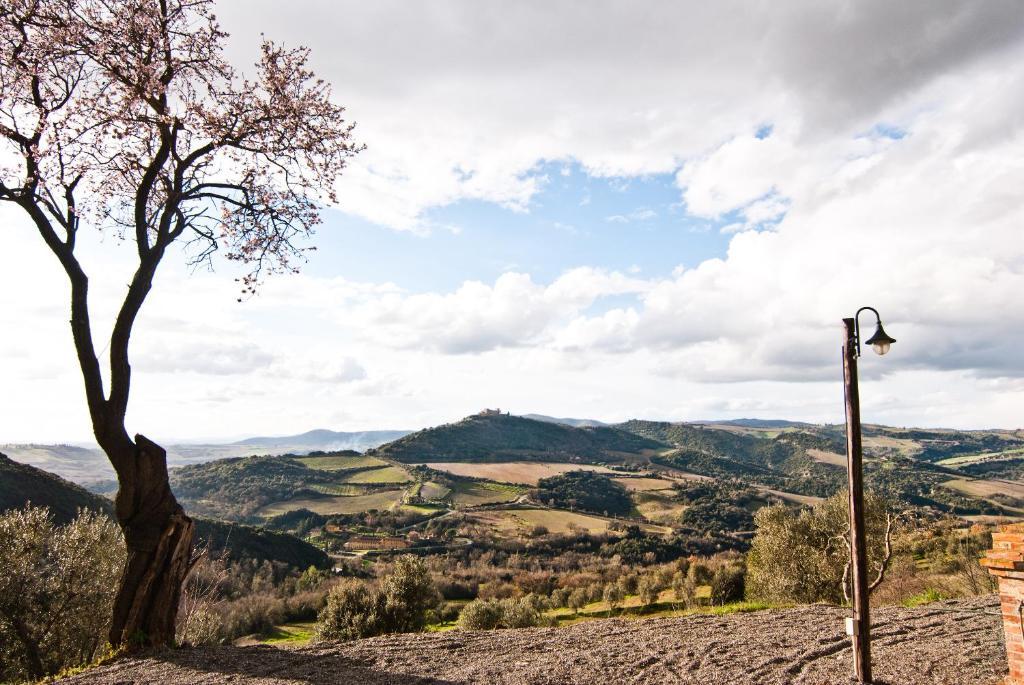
[842,306,896,684]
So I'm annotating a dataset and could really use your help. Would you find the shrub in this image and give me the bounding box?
[567,587,588,614]
[603,583,624,613]
[687,562,712,587]
[637,577,659,607]
[710,566,745,605]
[458,599,505,630]
[379,555,440,633]
[0,506,124,682]
[316,555,439,641]
[672,571,695,608]
[316,580,387,641]
[457,597,545,630]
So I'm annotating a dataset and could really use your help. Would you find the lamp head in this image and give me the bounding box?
[864,322,896,356]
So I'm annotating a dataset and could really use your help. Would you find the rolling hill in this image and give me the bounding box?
[370,413,663,464]
[0,453,330,570]
[0,451,113,523]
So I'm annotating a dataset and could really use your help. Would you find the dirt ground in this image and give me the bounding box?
[61,597,1005,685]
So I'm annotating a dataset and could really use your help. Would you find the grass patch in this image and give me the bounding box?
[902,588,950,608]
[400,503,447,514]
[548,594,771,626]
[425,621,458,632]
[296,455,387,471]
[259,622,316,644]
[938,448,1024,466]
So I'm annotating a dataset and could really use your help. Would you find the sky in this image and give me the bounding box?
[3,0,1024,442]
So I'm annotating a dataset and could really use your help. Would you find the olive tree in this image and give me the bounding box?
[0,506,124,680]
[746,490,899,605]
[0,0,362,648]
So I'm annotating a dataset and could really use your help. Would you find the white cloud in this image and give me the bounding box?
[5,2,1024,440]
[215,0,1024,231]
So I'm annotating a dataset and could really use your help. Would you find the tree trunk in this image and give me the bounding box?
[108,435,194,649]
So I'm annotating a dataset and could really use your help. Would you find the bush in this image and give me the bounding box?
[602,583,624,613]
[637,577,659,606]
[316,580,387,641]
[672,571,695,608]
[379,555,440,633]
[710,565,745,605]
[458,599,505,630]
[0,506,124,682]
[457,596,545,630]
[567,587,588,613]
[687,562,712,587]
[316,555,439,641]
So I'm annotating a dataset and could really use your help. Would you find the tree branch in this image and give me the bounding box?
[868,511,899,592]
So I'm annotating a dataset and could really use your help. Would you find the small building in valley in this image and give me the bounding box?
[343,535,411,551]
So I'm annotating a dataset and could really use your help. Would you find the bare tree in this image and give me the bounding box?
[840,510,901,604]
[0,0,362,648]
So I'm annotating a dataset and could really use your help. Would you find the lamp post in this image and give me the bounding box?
[842,307,896,684]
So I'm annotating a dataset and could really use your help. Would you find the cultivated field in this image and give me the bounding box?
[468,507,671,536]
[612,476,675,491]
[806,449,846,466]
[309,483,364,496]
[257,489,406,516]
[862,435,921,456]
[938,448,1024,466]
[449,481,524,506]
[633,493,688,522]
[419,481,451,499]
[295,455,387,471]
[942,477,1024,500]
[62,598,1004,685]
[420,461,616,485]
[342,466,412,483]
[758,488,823,506]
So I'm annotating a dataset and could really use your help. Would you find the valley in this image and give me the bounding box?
[140,412,1024,561]
[3,411,1022,682]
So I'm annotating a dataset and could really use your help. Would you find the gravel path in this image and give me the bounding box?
[61,597,1006,685]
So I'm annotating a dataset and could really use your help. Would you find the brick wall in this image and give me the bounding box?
[981,524,1024,685]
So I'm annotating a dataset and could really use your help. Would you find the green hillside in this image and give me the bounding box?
[170,454,344,519]
[617,421,1005,515]
[0,452,113,523]
[371,413,664,464]
[1,453,329,570]
[192,518,330,569]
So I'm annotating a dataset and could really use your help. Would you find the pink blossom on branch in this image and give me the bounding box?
[0,0,364,292]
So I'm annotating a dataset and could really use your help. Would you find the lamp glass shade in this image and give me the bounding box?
[864,323,896,356]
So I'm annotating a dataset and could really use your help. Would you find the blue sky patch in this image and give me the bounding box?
[309,160,735,291]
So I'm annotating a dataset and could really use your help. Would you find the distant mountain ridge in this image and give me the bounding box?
[233,428,410,450]
[3,428,410,484]
[519,414,608,428]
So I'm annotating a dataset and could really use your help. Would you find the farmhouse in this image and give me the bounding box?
[343,535,411,551]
